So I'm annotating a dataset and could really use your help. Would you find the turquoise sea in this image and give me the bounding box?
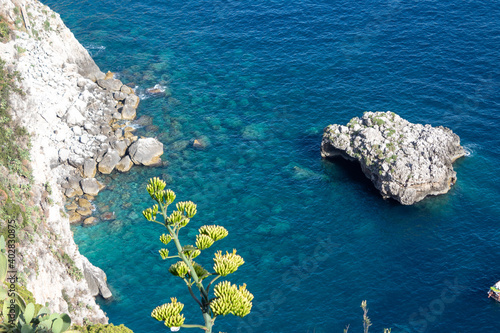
[44,0,499,332]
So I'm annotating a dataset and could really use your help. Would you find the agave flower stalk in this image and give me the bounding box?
[143,177,253,333]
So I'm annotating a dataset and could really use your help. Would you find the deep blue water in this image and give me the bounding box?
[43,0,500,332]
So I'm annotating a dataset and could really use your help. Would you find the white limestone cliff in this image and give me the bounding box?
[0,0,147,324]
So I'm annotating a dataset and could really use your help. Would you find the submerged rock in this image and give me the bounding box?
[321,111,466,205]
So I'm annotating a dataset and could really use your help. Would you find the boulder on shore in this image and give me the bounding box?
[116,156,133,172]
[98,150,121,174]
[321,111,466,205]
[128,138,164,166]
[80,178,104,196]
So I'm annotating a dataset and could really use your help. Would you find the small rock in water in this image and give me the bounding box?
[116,156,134,172]
[76,206,92,217]
[101,211,116,221]
[169,140,190,151]
[146,84,170,97]
[83,217,97,225]
[192,139,206,149]
[78,198,92,209]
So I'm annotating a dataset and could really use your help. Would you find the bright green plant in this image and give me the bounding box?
[71,324,133,333]
[0,236,72,333]
[0,19,9,43]
[142,177,253,333]
[0,58,31,176]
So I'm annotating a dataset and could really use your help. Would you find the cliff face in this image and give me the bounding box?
[0,0,128,324]
[321,112,465,205]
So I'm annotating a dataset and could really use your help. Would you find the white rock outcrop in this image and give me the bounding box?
[321,111,466,205]
[0,0,155,324]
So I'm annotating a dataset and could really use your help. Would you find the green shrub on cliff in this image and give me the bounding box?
[71,324,133,333]
[0,18,10,43]
[142,177,253,333]
[0,58,34,236]
[0,58,30,176]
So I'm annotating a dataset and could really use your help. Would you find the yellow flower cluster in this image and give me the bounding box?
[213,249,244,276]
[160,233,172,245]
[151,297,185,327]
[211,282,253,318]
[199,225,228,242]
[169,261,189,278]
[176,201,197,218]
[182,245,200,259]
[142,204,158,222]
[159,248,169,260]
[146,177,176,205]
[195,234,214,250]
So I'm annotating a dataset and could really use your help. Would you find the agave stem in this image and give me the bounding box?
[149,220,166,227]
[206,275,221,294]
[180,324,207,330]
[156,199,214,332]
[186,281,203,308]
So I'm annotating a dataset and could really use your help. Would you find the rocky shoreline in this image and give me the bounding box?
[0,0,163,324]
[321,111,466,205]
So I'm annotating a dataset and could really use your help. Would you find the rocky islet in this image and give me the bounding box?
[321,111,466,205]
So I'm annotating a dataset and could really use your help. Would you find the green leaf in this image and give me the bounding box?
[47,313,59,322]
[38,319,52,331]
[21,323,33,333]
[0,286,8,299]
[2,296,10,317]
[2,299,20,323]
[14,294,26,312]
[0,254,7,283]
[60,313,71,332]
[0,236,5,251]
[36,306,50,317]
[52,317,63,333]
[23,303,35,324]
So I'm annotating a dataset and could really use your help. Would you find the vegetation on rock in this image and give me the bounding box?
[0,16,10,43]
[71,324,133,333]
[0,236,72,333]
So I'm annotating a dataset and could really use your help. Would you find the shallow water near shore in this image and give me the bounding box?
[44,0,500,332]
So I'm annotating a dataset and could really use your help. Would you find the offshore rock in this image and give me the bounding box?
[321,111,466,205]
